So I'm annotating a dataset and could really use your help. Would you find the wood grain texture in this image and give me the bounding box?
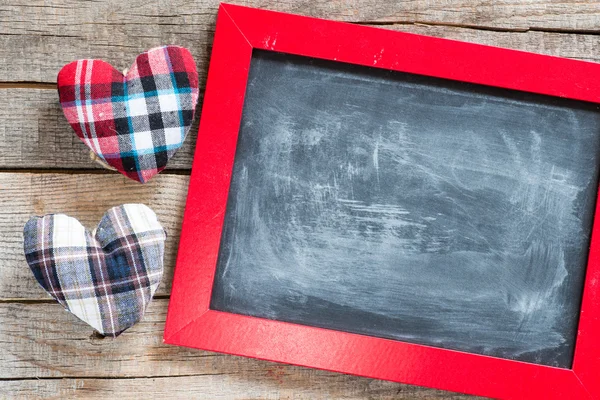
[395,24,600,63]
[2,26,600,170]
[0,173,188,300]
[0,89,197,169]
[3,376,477,400]
[0,300,482,399]
[1,1,600,83]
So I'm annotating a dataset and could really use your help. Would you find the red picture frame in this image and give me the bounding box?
[164,4,600,399]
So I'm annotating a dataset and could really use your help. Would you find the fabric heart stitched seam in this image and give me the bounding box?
[23,204,166,336]
[57,46,199,183]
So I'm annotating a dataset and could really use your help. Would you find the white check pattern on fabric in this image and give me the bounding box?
[57,46,199,183]
[23,204,166,337]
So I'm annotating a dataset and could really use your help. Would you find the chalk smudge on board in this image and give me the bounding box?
[211,50,600,368]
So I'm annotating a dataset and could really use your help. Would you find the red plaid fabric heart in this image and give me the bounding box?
[57,46,199,183]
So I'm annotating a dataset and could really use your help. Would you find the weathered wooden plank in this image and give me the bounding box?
[1,299,247,379]
[0,300,483,399]
[2,0,599,36]
[2,27,600,168]
[0,89,197,169]
[1,1,600,83]
[396,24,600,63]
[2,376,478,400]
[0,173,188,299]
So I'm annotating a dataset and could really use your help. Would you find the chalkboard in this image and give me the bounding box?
[210,50,600,368]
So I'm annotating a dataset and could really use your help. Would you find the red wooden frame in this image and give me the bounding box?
[164,4,600,399]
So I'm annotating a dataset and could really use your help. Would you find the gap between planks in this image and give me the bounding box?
[0,21,599,89]
[0,373,228,382]
[0,168,193,175]
[356,20,600,35]
[0,294,171,303]
[0,82,56,89]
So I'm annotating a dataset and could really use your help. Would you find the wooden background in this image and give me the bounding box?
[2,1,599,398]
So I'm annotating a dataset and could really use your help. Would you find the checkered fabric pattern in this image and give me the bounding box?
[57,46,199,183]
[23,204,166,337]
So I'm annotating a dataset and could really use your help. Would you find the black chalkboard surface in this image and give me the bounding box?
[210,50,600,368]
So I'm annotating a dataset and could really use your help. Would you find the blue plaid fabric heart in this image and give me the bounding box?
[23,204,166,337]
